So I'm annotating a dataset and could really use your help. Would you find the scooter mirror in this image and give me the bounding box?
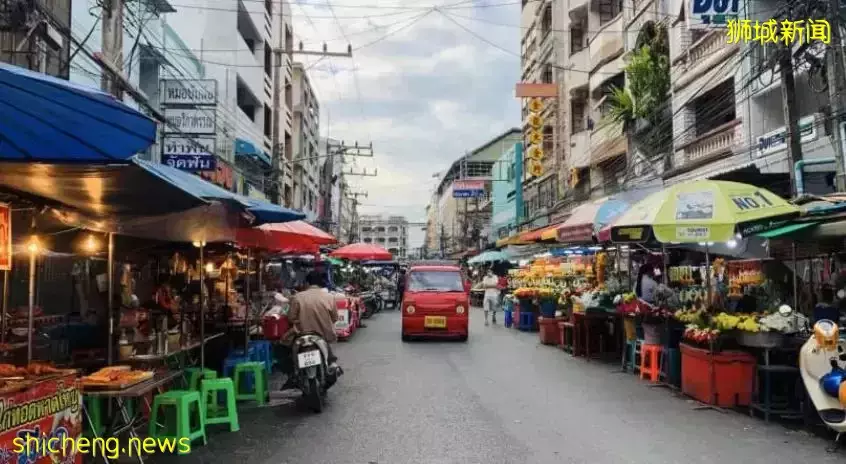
[778,304,793,316]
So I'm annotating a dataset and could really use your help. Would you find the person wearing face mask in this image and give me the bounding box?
[635,263,659,304]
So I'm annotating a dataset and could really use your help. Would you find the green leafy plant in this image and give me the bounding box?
[602,23,671,131]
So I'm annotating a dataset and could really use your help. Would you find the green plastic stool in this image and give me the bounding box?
[233,361,267,405]
[149,390,206,453]
[185,368,217,390]
[200,378,240,432]
[83,396,104,438]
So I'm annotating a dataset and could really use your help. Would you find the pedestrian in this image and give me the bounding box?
[482,269,500,325]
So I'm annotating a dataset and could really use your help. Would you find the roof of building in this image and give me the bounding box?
[434,127,521,195]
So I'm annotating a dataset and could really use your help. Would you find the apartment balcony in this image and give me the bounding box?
[589,55,624,96]
[537,30,554,59]
[589,124,628,165]
[588,15,624,72]
[235,36,264,101]
[673,31,739,93]
[567,47,589,90]
[669,119,742,177]
[569,130,591,168]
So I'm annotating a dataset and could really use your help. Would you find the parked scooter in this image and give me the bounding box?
[291,332,342,413]
[799,318,846,450]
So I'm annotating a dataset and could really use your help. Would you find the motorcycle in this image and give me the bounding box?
[800,318,846,450]
[291,332,342,413]
[359,291,381,319]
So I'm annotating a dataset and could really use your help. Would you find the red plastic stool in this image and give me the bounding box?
[640,344,663,382]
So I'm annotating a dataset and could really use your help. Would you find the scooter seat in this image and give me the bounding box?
[820,409,846,424]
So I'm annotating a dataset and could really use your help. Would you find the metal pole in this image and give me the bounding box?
[1,270,8,344]
[27,251,35,364]
[199,245,206,369]
[792,242,799,311]
[245,249,251,350]
[615,244,622,278]
[661,244,668,285]
[107,233,114,365]
[705,245,711,307]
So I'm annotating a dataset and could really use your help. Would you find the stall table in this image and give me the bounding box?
[82,370,182,464]
[572,311,621,361]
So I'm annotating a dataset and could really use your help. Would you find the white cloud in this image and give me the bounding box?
[289,0,522,248]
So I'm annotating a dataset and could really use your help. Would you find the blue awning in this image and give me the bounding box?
[0,62,156,162]
[135,159,304,224]
[235,138,271,166]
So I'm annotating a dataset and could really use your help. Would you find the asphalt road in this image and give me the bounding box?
[155,308,844,464]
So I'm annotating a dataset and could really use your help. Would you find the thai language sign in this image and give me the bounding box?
[0,375,82,464]
[160,80,217,106]
[163,109,216,135]
[453,180,485,198]
[161,137,216,172]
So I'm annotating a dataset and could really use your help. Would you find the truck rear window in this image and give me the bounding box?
[407,271,464,292]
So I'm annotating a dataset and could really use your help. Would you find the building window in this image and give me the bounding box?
[263,104,272,137]
[691,79,736,136]
[541,6,552,35]
[571,98,586,133]
[363,238,372,243]
[570,19,586,53]
[597,0,622,25]
[264,45,272,77]
[541,64,553,84]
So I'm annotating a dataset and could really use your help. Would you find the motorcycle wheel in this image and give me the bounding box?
[306,377,324,413]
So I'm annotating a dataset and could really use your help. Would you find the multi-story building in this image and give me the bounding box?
[359,215,409,258]
[490,143,520,243]
[519,0,561,225]
[1,0,71,80]
[426,129,521,256]
[661,0,836,195]
[291,61,320,221]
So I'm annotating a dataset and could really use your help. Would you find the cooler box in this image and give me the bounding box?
[263,314,290,340]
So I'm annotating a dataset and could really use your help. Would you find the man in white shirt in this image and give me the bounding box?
[482,269,500,326]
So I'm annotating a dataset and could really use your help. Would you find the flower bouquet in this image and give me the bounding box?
[683,325,721,345]
[615,293,641,318]
[513,287,538,299]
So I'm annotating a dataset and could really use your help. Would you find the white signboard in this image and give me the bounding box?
[335,309,350,329]
[164,108,216,135]
[689,0,739,28]
[756,115,818,158]
[676,226,711,240]
[160,80,217,105]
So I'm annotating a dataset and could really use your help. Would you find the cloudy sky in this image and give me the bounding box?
[289,0,522,249]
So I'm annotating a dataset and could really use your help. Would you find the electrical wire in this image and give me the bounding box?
[61,14,101,74]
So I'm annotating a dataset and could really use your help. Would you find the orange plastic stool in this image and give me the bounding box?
[640,344,663,382]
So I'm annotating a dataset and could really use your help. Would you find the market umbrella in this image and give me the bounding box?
[608,181,800,244]
[330,243,392,261]
[0,62,156,162]
[236,221,337,250]
[468,249,511,264]
[557,188,658,244]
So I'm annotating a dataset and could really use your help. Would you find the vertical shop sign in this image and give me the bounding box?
[0,203,10,271]
[160,79,218,172]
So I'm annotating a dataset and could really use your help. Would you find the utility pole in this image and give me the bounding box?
[826,0,846,191]
[100,0,124,98]
[270,41,353,205]
[347,191,367,243]
[779,40,803,197]
[439,224,447,258]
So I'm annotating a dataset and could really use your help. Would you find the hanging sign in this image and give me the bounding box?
[161,137,217,171]
[756,115,817,157]
[160,80,217,106]
[453,180,485,198]
[163,108,216,135]
[0,203,9,271]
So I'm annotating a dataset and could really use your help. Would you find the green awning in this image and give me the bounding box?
[756,222,818,238]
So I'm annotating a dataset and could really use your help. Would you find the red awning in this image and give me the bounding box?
[556,202,604,244]
[518,223,562,243]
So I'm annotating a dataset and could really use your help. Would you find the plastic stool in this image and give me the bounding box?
[83,396,104,438]
[503,310,513,328]
[640,344,663,382]
[233,361,268,405]
[249,340,273,372]
[518,312,536,331]
[622,339,643,373]
[200,378,240,432]
[149,390,206,453]
[185,368,217,391]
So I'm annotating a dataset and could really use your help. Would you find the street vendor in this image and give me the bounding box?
[635,263,659,304]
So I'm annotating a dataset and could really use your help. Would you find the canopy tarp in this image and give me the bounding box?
[560,188,659,244]
[0,62,156,162]
[0,158,305,225]
[468,249,512,264]
[756,222,818,238]
[330,243,392,261]
[235,221,336,250]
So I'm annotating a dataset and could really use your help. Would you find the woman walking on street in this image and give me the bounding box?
[482,269,500,325]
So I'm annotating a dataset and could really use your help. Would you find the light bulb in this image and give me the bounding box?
[85,235,100,253]
[205,262,214,273]
[27,237,40,254]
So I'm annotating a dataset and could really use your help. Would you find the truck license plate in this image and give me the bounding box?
[298,350,322,368]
